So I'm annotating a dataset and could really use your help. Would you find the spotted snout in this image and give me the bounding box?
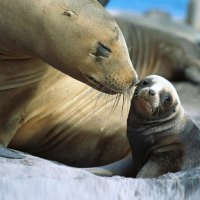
[104,68,138,93]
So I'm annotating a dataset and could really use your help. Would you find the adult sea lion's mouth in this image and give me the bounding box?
[85,75,117,94]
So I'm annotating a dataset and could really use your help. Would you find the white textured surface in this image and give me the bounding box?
[0,82,199,200]
[0,153,200,200]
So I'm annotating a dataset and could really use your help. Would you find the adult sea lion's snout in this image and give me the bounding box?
[84,65,138,94]
[79,30,139,93]
[81,21,138,94]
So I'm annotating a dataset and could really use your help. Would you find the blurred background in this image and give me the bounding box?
[102,0,200,30]
[107,0,188,20]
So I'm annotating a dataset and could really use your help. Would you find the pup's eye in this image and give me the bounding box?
[143,80,148,86]
[165,96,171,102]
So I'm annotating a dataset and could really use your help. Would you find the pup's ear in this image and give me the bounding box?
[97,0,109,7]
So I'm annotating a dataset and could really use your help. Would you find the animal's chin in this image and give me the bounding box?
[85,75,122,95]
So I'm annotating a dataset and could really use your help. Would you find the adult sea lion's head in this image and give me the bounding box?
[130,75,181,121]
[28,0,138,94]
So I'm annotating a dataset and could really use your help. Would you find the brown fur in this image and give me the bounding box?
[0,0,137,166]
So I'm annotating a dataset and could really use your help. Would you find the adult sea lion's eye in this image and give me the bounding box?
[93,42,112,58]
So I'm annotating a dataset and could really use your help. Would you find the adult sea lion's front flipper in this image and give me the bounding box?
[0,147,25,159]
[85,154,134,177]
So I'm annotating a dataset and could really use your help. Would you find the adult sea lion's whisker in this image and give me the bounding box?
[127,91,131,110]
[120,93,126,114]
[110,94,118,113]
[91,83,108,113]
[92,91,104,113]
[108,93,121,118]
[115,93,122,112]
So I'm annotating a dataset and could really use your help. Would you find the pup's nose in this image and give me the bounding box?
[149,89,156,96]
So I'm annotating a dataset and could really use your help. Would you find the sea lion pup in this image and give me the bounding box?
[85,75,200,177]
[0,0,138,160]
[127,75,200,178]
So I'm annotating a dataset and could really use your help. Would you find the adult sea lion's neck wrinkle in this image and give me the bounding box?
[0,58,49,90]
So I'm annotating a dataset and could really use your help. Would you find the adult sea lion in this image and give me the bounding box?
[0,0,138,163]
[127,75,200,178]
[2,1,200,168]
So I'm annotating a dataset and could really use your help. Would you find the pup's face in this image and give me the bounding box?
[131,75,180,120]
